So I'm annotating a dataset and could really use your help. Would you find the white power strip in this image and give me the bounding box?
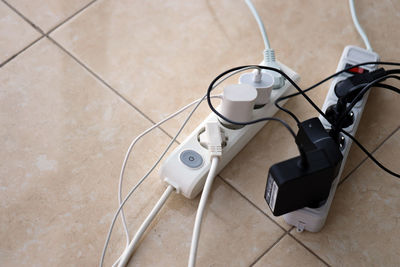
[283,46,379,232]
[159,63,299,199]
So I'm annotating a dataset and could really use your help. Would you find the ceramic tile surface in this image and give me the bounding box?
[0,1,40,64]
[253,235,326,267]
[219,111,301,229]
[0,38,174,266]
[50,0,264,142]
[6,0,93,32]
[292,130,400,266]
[1,0,400,266]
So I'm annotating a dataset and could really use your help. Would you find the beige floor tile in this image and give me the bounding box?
[291,130,400,266]
[0,1,40,64]
[253,235,326,267]
[6,0,93,33]
[219,110,299,229]
[0,38,175,266]
[50,0,263,143]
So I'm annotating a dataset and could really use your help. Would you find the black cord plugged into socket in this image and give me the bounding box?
[265,118,343,216]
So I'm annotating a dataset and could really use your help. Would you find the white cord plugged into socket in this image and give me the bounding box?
[239,70,274,108]
[219,84,257,129]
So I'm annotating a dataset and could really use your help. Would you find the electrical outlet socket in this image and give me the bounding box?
[159,62,300,199]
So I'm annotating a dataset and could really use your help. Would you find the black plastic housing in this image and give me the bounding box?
[334,68,385,102]
[265,118,343,216]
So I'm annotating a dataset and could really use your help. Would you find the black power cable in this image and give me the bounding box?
[333,75,400,133]
[341,129,400,178]
[206,65,327,126]
[275,61,400,111]
[206,65,315,166]
[206,63,400,179]
[375,82,400,94]
[274,62,400,124]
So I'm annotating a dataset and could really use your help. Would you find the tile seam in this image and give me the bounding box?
[46,0,98,35]
[47,36,175,141]
[0,0,99,70]
[218,175,289,233]
[1,0,44,34]
[339,126,400,186]
[0,35,44,68]
[248,232,288,267]
[288,232,331,267]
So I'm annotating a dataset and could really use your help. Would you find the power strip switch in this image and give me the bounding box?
[283,45,379,232]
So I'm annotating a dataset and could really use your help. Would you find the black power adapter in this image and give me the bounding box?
[265,118,343,216]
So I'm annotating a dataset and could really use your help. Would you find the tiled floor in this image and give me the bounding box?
[1,0,399,266]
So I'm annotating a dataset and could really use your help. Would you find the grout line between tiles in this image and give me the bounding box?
[0,35,44,68]
[249,232,288,267]
[2,0,197,144]
[2,0,44,34]
[339,126,400,186]
[288,232,331,267]
[0,0,99,70]
[46,0,98,35]
[1,0,178,142]
[218,175,289,233]
[47,36,175,141]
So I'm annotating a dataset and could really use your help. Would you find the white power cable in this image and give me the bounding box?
[188,157,219,267]
[100,66,258,267]
[244,0,270,50]
[118,95,222,246]
[188,122,223,267]
[117,185,175,267]
[349,0,373,51]
[113,95,221,267]
[244,0,284,88]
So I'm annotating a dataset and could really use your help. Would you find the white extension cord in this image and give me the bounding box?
[188,157,219,267]
[103,0,298,264]
[188,122,224,267]
[117,185,175,267]
[111,97,220,267]
[100,67,257,267]
[116,122,224,267]
[104,0,378,265]
[104,0,282,262]
[117,95,222,245]
[245,0,283,88]
[349,0,373,51]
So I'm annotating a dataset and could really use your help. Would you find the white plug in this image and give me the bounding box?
[219,84,257,127]
[262,49,285,89]
[198,121,227,158]
[239,69,274,107]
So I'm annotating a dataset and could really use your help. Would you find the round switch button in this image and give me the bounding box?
[180,150,203,169]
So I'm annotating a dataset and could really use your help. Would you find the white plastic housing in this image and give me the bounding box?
[220,84,257,122]
[283,45,380,232]
[239,72,274,106]
[159,62,300,199]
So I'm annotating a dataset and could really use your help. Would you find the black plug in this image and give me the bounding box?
[334,68,386,102]
[326,68,387,140]
[265,118,343,216]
